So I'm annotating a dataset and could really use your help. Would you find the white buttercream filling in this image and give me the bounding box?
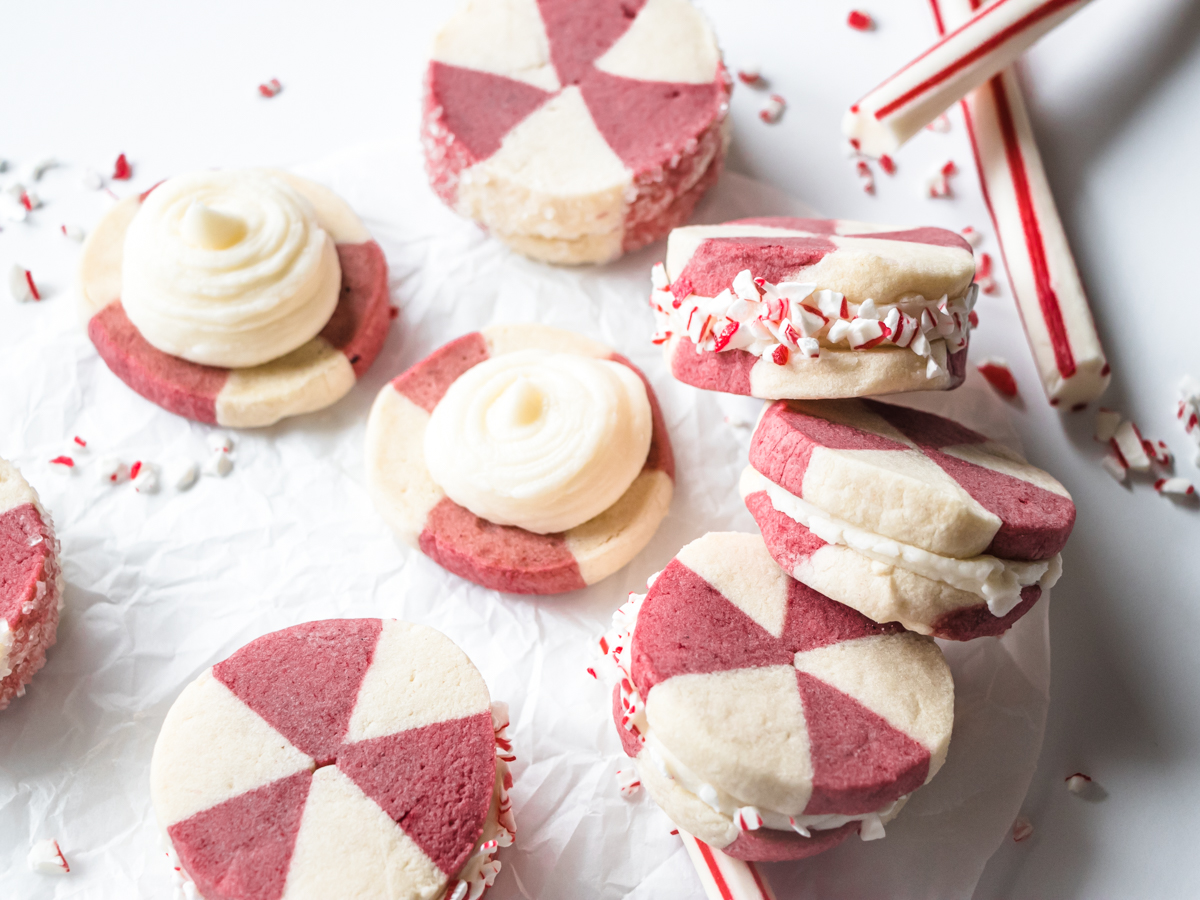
[650,264,976,379]
[741,467,1062,616]
[121,169,341,368]
[0,620,12,680]
[425,350,652,534]
[645,732,901,840]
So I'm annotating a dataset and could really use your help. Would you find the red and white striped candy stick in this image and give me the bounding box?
[844,0,1094,156]
[930,0,1111,407]
[679,831,777,900]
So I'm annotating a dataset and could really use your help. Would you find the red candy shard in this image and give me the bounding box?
[213,619,382,766]
[772,344,790,366]
[847,10,874,31]
[25,270,41,301]
[73,436,87,447]
[978,359,1019,398]
[338,712,496,877]
[112,153,132,180]
[168,770,312,900]
[49,456,74,467]
[878,154,896,174]
[129,461,142,479]
[258,78,283,98]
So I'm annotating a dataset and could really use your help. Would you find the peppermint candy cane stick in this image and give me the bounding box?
[845,0,1094,156]
[931,0,1111,407]
[679,831,777,900]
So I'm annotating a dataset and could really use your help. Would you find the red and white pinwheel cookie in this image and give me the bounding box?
[78,169,391,428]
[741,399,1075,640]
[601,533,954,861]
[0,459,63,710]
[652,217,977,398]
[423,0,731,264]
[367,325,674,594]
[151,619,515,900]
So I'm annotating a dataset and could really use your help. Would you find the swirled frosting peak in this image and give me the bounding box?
[424,350,653,535]
[120,169,342,368]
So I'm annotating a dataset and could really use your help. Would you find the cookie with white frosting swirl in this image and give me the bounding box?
[366,325,674,594]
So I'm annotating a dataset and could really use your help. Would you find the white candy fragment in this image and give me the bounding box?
[98,457,128,484]
[961,226,982,248]
[9,264,36,302]
[1094,408,1121,443]
[1155,477,1195,497]
[1101,452,1128,483]
[133,462,160,494]
[859,813,886,841]
[1113,421,1150,471]
[28,838,70,874]
[61,223,85,241]
[650,262,669,291]
[207,433,234,454]
[615,765,641,798]
[1065,773,1091,794]
[1179,376,1200,465]
[169,460,198,491]
[737,63,763,86]
[82,169,104,190]
[203,453,233,477]
[1012,816,1034,842]
[759,94,786,124]
[733,806,763,831]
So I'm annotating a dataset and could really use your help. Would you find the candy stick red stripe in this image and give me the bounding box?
[695,840,736,900]
[987,75,1075,378]
[679,831,775,900]
[873,0,1083,121]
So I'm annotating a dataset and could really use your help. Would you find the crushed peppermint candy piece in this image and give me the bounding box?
[878,154,896,175]
[961,226,982,248]
[927,161,957,199]
[1012,816,1034,843]
[99,457,129,484]
[258,78,284,98]
[61,223,86,241]
[736,64,763,86]
[733,806,763,831]
[203,452,233,477]
[615,765,641,798]
[759,94,786,124]
[112,153,133,180]
[23,157,57,181]
[1101,451,1128,483]
[73,435,88,449]
[1113,421,1151,472]
[847,10,875,31]
[925,113,952,132]
[1145,439,1172,468]
[10,264,40,302]
[977,357,1018,398]
[28,838,70,874]
[133,462,160,494]
[856,159,875,194]
[859,813,886,841]
[169,460,199,491]
[1094,408,1121,443]
[82,168,104,190]
[1155,477,1195,497]
[974,252,998,295]
[1065,772,1092,794]
[49,456,75,468]
[1179,376,1200,465]
[207,433,234,454]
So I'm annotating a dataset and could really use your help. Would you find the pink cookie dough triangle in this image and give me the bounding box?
[168,770,313,900]
[677,234,839,298]
[536,0,647,85]
[795,671,930,815]
[426,62,554,162]
[338,712,496,876]
[213,620,382,766]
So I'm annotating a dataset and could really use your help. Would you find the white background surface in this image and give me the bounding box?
[1,0,1198,897]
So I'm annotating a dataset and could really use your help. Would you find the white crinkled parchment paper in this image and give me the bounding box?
[0,141,1048,900]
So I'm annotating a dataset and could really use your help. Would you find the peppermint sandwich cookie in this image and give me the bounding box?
[651,217,977,399]
[423,0,731,265]
[78,169,391,427]
[741,399,1075,640]
[367,325,673,594]
[601,533,954,861]
[151,619,515,900]
[0,459,64,709]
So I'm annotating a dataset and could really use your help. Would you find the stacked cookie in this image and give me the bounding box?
[601,216,1077,861]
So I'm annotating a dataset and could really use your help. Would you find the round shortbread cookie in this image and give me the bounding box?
[151,619,514,900]
[743,399,1075,639]
[78,173,391,428]
[0,459,64,710]
[366,325,674,594]
[423,0,731,265]
[607,533,954,861]
[654,217,976,398]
